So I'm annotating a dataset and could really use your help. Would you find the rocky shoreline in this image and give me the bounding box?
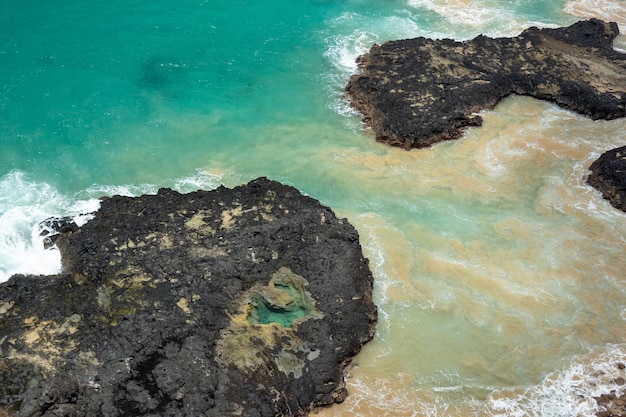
[588,146,626,213]
[343,17,626,417]
[1,17,625,417]
[595,361,626,416]
[0,178,377,417]
[345,19,626,150]
[345,18,626,210]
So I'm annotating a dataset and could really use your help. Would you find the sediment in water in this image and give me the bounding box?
[345,19,626,149]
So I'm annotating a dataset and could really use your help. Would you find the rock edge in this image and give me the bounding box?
[0,177,377,417]
[345,19,626,149]
[588,145,626,212]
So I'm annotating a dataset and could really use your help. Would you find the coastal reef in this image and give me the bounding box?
[588,145,626,213]
[0,178,377,417]
[345,19,626,149]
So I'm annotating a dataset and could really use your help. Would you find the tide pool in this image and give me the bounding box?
[2,0,626,415]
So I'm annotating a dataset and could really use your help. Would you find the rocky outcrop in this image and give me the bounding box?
[0,178,377,417]
[588,146,626,212]
[345,19,626,149]
[594,361,626,417]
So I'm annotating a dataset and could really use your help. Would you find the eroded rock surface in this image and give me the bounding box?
[0,178,377,417]
[346,19,626,149]
[588,145,626,212]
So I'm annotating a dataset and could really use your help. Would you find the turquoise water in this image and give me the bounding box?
[2,0,626,415]
[0,0,579,190]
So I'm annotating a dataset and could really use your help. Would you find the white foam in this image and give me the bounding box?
[0,171,100,282]
[408,0,500,27]
[352,213,390,302]
[83,169,225,199]
[323,11,425,121]
[83,183,160,198]
[323,28,381,119]
[406,0,558,38]
[321,4,559,125]
[333,345,626,417]
[0,169,228,283]
[488,344,626,417]
[173,168,225,193]
[564,0,626,32]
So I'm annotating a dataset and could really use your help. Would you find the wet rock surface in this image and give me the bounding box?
[0,177,377,417]
[345,19,626,149]
[596,391,626,417]
[588,145,626,213]
[595,363,626,417]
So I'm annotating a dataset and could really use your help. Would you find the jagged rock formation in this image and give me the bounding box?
[594,361,626,416]
[0,178,377,417]
[346,19,626,149]
[588,146,626,212]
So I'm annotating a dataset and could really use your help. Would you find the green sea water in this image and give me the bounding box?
[2,0,626,415]
[0,0,581,191]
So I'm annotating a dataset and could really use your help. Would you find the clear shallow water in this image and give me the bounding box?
[2,0,626,415]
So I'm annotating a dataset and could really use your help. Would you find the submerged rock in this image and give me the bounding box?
[0,178,377,417]
[588,146,626,212]
[594,362,626,416]
[345,19,626,149]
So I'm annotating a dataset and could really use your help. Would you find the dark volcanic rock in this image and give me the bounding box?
[345,19,626,149]
[38,216,80,249]
[0,178,377,417]
[588,146,626,212]
[594,362,626,416]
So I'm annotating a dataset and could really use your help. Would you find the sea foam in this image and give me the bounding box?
[0,169,227,283]
[323,12,423,123]
[406,0,558,38]
[0,171,100,282]
[564,0,626,32]
[489,344,626,417]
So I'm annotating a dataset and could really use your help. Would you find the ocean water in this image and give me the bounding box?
[2,0,626,415]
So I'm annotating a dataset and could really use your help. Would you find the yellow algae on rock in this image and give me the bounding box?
[215,267,323,374]
[0,301,14,315]
[0,178,377,415]
[176,297,191,314]
[184,210,216,235]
